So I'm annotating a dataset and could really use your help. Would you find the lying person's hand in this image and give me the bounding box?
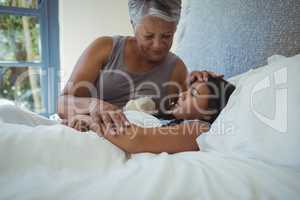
[188,70,224,84]
[90,100,131,135]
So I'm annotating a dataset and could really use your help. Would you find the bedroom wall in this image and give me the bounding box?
[174,0,300,77]
[59,0,300,84]
[59,0,133,88]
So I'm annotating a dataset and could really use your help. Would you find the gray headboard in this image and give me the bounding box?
[174,0,300,78]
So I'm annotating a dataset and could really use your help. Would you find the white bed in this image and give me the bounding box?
[0,55,299,200]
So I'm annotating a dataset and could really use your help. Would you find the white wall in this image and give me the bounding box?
[59,0,133,88]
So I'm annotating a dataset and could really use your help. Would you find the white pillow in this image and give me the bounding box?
[197,54,300,168]
[267,54,287,64]
[227,54,287,84]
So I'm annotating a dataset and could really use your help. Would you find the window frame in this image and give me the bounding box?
[0,0,60,116]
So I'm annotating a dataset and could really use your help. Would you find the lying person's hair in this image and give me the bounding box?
[205,77,236,123]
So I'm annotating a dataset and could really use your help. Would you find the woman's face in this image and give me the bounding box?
[171,82,212,120]
[134,16,176,62]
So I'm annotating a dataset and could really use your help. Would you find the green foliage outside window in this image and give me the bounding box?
[0,0,43,112]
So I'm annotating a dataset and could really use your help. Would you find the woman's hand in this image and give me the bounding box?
[65,114,121,137]
[188,70,224,84]
[67,114,95,132]
[90,100,130,135]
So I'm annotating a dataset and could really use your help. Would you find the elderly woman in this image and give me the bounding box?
[58,0,220,135]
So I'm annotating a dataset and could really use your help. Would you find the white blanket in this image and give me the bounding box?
[0,106,299,200]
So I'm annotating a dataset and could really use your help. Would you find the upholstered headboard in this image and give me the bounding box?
[173,0,300,78]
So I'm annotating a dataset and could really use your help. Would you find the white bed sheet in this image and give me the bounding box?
[0,106,299,200]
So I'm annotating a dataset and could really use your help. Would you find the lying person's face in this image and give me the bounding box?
[171,78,236,123]
[171,81,212,121]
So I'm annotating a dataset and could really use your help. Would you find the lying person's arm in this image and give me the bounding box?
[96,121,209,154]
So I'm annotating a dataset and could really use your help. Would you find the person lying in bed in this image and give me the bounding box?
[67,77,235,154]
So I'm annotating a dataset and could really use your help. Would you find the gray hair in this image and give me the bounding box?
[128,0,182,28]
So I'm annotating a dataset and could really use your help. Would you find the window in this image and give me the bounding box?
[0,0,60,116]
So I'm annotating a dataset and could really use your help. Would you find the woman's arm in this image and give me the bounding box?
[57,95,99,119]
[168,58,189,95]
[99,121,209,154]
[57,36,113,119]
